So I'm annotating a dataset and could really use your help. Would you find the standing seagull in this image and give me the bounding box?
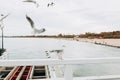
[26,15,46,35]
[23,0,39,7]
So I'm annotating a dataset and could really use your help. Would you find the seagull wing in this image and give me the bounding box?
[23,0,37,5]
[23,0,39,8]
[0,14,10,22]
[36,3,39,7]
[26,15,34,28]
[47,4,50,7]
[23,0,34,2]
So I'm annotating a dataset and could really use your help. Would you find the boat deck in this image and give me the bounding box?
[0,66,49,80]
[1,53,120,80]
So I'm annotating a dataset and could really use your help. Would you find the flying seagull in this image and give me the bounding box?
[23,0,39,7]
[26,15,46,34]
[47,2,55,7]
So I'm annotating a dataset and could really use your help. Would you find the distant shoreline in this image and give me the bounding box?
[73,38,120,48]
[56,38,120,48]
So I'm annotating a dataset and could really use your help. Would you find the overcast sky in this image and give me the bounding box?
[0,0,120,36]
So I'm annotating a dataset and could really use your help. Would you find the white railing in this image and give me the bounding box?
[1,57,120,65]
[1,57,120,80]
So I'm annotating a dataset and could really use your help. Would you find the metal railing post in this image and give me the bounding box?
[64,65,73,80]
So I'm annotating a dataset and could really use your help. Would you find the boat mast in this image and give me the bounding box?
[1,26,4,50]
[0,13,9,56]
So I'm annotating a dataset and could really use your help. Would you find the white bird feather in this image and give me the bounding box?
[23,0,39,7]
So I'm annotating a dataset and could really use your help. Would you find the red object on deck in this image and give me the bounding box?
[20,66,32,80]
[8,66,23,80]
[8,66,32,80]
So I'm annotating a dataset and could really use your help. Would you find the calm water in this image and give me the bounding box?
[1,38,120,77]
